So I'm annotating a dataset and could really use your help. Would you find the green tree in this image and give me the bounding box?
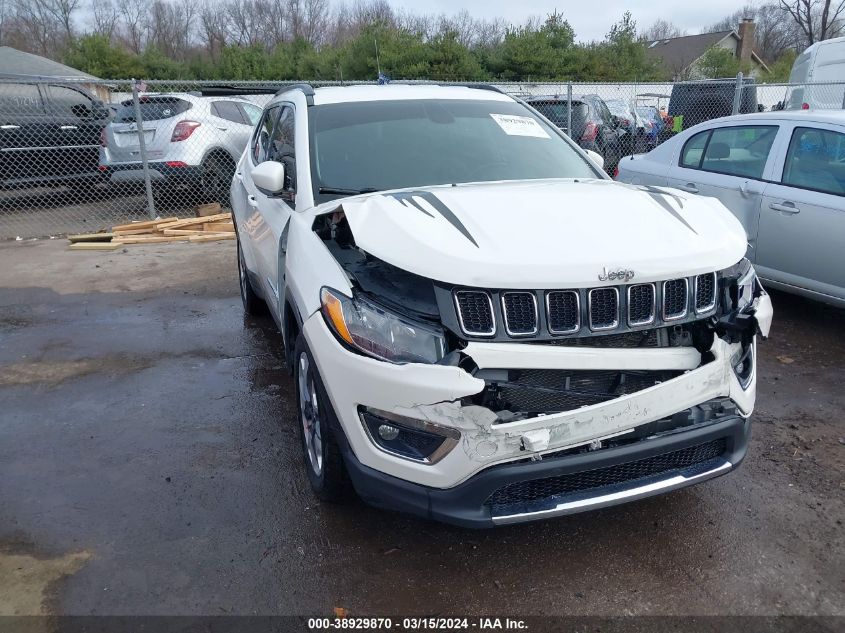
[488,13,576,80]
[697,45,743,78]
[63,35,142,79]
[764,49,798,82]
[589,12,662,81]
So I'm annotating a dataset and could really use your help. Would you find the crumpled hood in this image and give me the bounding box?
[331,179,747,288]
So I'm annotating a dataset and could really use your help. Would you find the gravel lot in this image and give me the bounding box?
[0,239,842,622]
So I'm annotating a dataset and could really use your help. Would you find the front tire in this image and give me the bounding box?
[294,335,347,502]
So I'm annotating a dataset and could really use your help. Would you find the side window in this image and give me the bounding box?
[251,106,279,163]
[681,130,710,168]
[211,101,247,125]
[241,103,262,126]
[268,106,296,191]
[699,125,778,179]
[0,83,43,115]
[782,126,845,196]
[48,85,94,118]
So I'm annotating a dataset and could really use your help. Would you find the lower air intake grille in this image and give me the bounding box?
[589,288,619,330]
[663,279,688,319]
[486,438,727,509]
[695,272,716,312]
[502,292,537,335]
[547,291,579,333]
[628,284,655,325]
[455,291,495,335]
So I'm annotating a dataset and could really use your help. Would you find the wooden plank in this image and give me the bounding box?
[162,229,209,236]
[111,217,177,231]
[156,213,231,230]
[69,242,122,251]
[117,236,191,244]
[113,226,163,236]
[203,222,234,232]
[189,233,236,242]
[67,232,114,243]
[196,202,222,217]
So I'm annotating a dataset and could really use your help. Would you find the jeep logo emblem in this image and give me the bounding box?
[598,267,635,282]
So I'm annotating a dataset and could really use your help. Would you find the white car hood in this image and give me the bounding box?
[330,178,747,288]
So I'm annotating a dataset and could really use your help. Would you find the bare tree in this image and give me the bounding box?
[708,2,806,61]
[780,0,845,43]
[12,0,65,55]
[117,0,147,53]
[90,0,119,40]
[642,18,683,41]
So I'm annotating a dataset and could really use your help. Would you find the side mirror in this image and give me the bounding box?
[252,161,286,195]
[585,150,604,170]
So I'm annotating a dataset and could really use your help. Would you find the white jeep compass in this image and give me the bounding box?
[231,84,773,527]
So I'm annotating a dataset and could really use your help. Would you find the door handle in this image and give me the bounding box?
[216,126,228,131]
[769,201,800,214]
[59,125,78,131]
[679,182,699,193]
[1,124,20,130]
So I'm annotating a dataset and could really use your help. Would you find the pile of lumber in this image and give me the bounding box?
[67,204,236,251]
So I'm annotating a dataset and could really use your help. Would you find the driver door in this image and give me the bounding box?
[242,104,296,321]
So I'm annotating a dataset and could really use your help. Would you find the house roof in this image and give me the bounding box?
[0,46,100,81]
[644,31,769,77]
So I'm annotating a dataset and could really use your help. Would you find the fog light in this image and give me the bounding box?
[731,342,754,390]
[377,424,400,441]
[359,407,460,464]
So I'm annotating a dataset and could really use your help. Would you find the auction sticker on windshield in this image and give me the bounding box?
[490,113,550,138]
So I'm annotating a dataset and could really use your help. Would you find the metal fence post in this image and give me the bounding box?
[567,82,572,139]
[732,72,744,115]
[131,78,157,220]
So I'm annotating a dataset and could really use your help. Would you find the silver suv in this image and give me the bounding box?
[100,93,261,205]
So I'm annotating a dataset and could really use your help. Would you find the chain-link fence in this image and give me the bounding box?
[2,76,844,239]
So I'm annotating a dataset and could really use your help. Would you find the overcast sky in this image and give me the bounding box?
[388,1,748,41]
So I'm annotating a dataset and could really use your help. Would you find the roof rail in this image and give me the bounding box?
[275,83,316,105]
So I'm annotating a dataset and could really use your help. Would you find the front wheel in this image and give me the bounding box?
[294,335,347,502]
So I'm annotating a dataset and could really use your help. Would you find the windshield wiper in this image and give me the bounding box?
[318,186,380,196]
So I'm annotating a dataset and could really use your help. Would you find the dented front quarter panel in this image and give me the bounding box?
[304,311,756,490]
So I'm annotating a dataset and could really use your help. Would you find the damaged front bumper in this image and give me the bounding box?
[302,291,772,526]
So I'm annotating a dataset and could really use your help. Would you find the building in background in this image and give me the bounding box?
[646,19,770,80]
[0,46,109,101]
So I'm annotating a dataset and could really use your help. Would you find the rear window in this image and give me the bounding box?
[115,96,192,123]
[530,101,588,125]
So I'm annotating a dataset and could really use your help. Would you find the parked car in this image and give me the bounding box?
[668,79,758,130]
[636,105,664,148]
[783,36,845,110]
[605,98,649,153]
[0,82,111,188]
[99,93,262,205]
[233,83,772,527]
[616,110,845,307]
[526,94,625,174]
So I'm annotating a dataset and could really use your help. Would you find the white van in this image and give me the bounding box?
[785,36,845,110]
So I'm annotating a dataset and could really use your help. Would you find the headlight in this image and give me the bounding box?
[320,287,446,364]
[722,258,760,312]
[736,264,758,311]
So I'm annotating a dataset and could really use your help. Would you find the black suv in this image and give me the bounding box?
[668,79,759,130]
[526,94,625,174]
[0,82,111,188]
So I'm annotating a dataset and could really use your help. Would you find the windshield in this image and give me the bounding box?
[309,99,599,201]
